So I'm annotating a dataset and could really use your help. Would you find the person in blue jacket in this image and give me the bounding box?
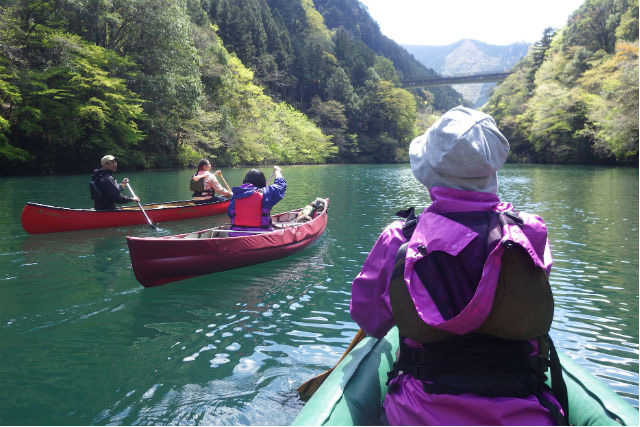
[228,166,286,232]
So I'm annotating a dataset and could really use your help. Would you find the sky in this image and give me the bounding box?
[358,0,586,46]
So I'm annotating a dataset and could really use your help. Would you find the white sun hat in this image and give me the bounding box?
[409,106,510,194]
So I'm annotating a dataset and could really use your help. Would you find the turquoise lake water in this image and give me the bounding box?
[0,163,637,424]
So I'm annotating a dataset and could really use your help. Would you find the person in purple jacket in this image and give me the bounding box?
[227,166,287,233]
[350,106,567,425]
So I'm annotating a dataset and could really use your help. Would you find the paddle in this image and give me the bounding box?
[126,183,157,230]
[266,172,275,185]
[297,328,367,401]
[217,172,232,194]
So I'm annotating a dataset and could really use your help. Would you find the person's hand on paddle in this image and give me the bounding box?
[121,178,139,200]
[273,165,283,179]
[215,170,233,196]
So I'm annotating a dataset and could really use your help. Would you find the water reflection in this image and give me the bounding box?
[90,233,335,424]
[0,164,637,425]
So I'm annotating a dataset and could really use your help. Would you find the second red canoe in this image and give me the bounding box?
[127,198,329,287]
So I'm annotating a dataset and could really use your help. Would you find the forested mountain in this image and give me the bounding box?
[404,40,530,107]
[208,0,463,163]
[0,0,462,174]
[0,0,339,174]
[483,0,638,165]
[3,0,631,173]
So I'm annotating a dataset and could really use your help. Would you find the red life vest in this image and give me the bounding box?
[233,190,264,227]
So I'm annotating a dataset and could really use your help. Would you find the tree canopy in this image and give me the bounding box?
[2,0,633,174]
[483,0,638,165]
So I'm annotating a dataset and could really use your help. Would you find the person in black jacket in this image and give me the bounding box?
[90,155,139,210]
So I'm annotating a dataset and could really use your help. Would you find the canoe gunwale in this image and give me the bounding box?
[24,198,229,213]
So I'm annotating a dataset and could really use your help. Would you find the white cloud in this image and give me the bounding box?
[359,0,585,46]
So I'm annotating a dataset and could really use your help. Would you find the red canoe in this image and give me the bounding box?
[21,199,230,234]
[127,198,329,287]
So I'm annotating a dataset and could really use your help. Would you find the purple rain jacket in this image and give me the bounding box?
[350,186,560,426]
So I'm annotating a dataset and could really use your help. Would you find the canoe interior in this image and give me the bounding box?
[118,198,228,211]
[180,206,323,240]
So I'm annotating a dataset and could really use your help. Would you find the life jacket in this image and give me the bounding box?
[190,174,213,197]
[90,169,109,201]
[387,208,568,425]
[190,176,205,192]
[232,190,268,227]
[389,209,554,343]
[89,180,103,201]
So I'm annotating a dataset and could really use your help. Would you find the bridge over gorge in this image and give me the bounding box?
[401,71,513,88]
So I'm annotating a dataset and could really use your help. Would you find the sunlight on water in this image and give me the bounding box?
[0,164,637,424]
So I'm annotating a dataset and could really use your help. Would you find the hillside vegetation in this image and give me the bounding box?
[1,0,635,174]
[0,0,461,174]
[483,0,638,165]
[207,0,462,162]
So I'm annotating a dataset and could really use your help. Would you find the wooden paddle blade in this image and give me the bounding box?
[297,369,333,402]
[296,329,367,401]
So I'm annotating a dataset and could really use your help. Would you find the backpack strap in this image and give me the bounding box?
[546,335,570,423]
[390,207,417,280]
[89,179,104,201]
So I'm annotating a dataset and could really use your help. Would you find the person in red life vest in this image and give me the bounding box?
[228,166,286,234]
[190,159,232,203]
[350,106,568,425]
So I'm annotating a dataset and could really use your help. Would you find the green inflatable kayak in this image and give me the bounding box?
[293,327,638,426]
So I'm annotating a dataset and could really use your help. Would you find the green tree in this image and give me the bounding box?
[11,32,145,172]
[527,27,555,91]
[324,66,356,109]
[563,0,630,54]
[615,0,639,41]
[0,52,31,165]
[358,79,416,162]
[308,96,354,160]
[485,0,638,165]
[582,42,638,162]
